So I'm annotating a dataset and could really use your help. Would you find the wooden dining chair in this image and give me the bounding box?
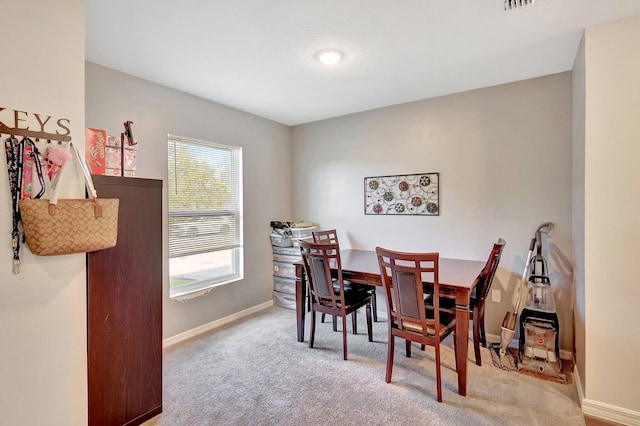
[469,238,506,365]
[300,240,373,360]
[375,247,457,402]
[312,229,378,323]
[426,238,506,366]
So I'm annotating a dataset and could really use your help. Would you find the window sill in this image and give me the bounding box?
[170,275,242,301]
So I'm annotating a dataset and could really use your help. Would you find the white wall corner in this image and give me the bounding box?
[576,362,640,426]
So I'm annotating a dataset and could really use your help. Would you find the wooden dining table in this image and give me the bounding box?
[294,248,486,397]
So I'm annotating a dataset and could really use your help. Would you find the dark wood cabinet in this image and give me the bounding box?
[87,176,163,426]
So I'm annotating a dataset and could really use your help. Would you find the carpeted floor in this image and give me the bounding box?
[144,306,585,425]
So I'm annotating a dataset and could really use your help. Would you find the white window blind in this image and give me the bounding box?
[168,136,242,258]
[167,135,243,299]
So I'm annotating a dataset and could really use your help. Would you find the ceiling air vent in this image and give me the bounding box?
[504,0,535,11]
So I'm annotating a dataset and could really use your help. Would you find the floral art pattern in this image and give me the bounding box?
[364,172,439,215]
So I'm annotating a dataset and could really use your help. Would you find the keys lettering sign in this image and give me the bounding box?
[0,107,71,140]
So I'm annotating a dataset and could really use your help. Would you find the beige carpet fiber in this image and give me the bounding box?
[144,306,584,425]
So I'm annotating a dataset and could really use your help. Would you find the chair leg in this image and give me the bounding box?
[473,323,481,366]
[309,308,316,349]
[321,313,326,323]
[333,315,338,332]
[435,341,443,402]
[386,334,394,383]
[366,303,372,342]
[342,314,348,360]
[352,309,358,334]
[453,331,458,373]
[372,290,378,322]
[479,311,487,347]
[405,339,412,358]
[473,308,482,366]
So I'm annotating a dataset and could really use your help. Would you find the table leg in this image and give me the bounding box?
[455,290,471,396]
[295,266,306,342]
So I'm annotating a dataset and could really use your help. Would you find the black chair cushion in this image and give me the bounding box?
[332,279,373,294]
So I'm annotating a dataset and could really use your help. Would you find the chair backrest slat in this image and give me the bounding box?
[312,229,338,244]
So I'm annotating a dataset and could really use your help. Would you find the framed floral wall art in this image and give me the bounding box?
[364,172,439,215]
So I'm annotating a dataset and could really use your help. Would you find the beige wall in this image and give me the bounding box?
[583,14,640,415]
[572,34,587,396]
[291,73,575,351]
[0,1,87,425]
[85,62,292,338]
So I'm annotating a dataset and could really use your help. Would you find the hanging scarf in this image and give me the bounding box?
[4,136,24,274]
[3,137,46,274]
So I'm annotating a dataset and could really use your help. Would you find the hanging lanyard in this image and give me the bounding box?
[22,142,34,199]
[4,136,24,274]
[30,141,46,199]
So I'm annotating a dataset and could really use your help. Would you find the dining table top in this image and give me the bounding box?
[337,248,486,290]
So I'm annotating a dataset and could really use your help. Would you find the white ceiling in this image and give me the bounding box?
[85,1,640,126]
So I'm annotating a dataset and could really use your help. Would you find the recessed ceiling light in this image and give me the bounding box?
[316,49,343,65]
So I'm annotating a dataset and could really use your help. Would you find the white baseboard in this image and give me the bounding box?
[574,362,585,404]
[571,358,640,425]
[582,398,640,425]
[162,300,274,348]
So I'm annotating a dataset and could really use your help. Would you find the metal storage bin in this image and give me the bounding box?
[292,237,312,247]
[270,233,292,247]
[273,290,296,310]
[273,261,296,279]
[290,226,316,239]
[273,276,296,294]
[270,222,315,310]
[272,253,301,264]
[272,246,301,257]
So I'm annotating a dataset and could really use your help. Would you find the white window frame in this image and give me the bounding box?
[167,134,243,299]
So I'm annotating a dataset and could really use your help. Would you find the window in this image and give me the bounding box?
[168,135,243,298]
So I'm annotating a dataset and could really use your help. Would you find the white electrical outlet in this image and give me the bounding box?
[491,289,501,303]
